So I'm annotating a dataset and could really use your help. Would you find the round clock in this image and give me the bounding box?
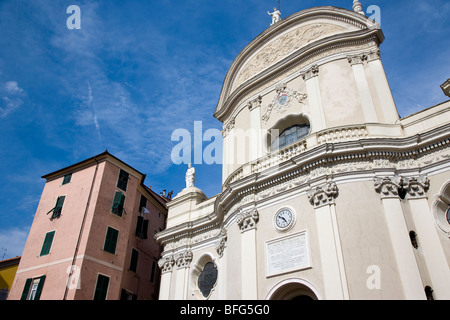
[274,208,295,231]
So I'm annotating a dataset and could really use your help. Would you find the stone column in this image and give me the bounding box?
[174,250,193,300]
[216,229,228,299]
[348,54,379,123]
[301,65,326,132]
[308,182,349,300]
[158,255,175,300]
[374,176,425,299]
[248,96,263,162]
[222,119,235,183]
[237,209,259,300]
[404,177,450,300]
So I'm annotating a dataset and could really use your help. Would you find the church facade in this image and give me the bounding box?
[156,4,450,300]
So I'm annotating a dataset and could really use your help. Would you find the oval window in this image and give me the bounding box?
[446,207,450,225]
[197,262,218,298]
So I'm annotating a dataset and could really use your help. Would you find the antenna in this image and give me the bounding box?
[278,0,281,11]
[1,248,6,261]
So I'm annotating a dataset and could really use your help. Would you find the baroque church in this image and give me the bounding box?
[155,2,450,300]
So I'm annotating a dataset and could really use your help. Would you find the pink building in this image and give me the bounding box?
[8,151,168,300]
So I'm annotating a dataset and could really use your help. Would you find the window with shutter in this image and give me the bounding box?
[111,191,126,216]
[117,169,129,191]
[20,276,46,300]
[40,231,55,256]
[135,216,149,239]
[62,173,72,185]
[46,196,65,220]
[94,274,110,300]
[103,227,119,254]
[129,249,139,272]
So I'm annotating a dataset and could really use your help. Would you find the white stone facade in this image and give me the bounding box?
[156,6,450,300]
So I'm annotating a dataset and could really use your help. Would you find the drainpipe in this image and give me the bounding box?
[63,157,100,300]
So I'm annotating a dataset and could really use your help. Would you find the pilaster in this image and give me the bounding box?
[158,255,175,300]
[174,251,193,300]
[404,177,450,299]
[347,54,379,123]
[374,176,425,299]
[301,65,326,132]
[237,209,259,299]
[308,182,348,299]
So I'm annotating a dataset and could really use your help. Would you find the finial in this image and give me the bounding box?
[353,0,365,16]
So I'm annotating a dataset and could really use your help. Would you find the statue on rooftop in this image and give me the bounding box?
[268,7,281,25]
[185,163,195,188]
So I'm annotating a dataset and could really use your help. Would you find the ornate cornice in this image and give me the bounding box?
[156,124,450,253]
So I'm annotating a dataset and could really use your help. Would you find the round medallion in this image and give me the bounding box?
[274,208,295,231]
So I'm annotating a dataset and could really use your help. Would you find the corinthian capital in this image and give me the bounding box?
[158,255,175,274]
[176,250,193,269]
[301,64,319,81]
[374,176,403,199]
[403,176,430,199]
[347,54,367,65]
[308,182,339,208]
[236,209,259,232]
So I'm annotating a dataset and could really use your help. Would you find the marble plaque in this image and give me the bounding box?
[265,231,311,277]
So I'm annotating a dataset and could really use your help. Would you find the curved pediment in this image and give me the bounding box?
[214,6,383,121]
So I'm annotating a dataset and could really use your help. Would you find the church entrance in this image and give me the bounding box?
[266,279,320,300]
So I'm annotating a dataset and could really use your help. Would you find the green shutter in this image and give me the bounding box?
[112,192,126,216]
[40,231,55,256]
[34,275,46,300]
[20,278,32,300]
[104,227,119,254]
[94,275,110,300]
[51,196,65,220]
[117,170,129,191]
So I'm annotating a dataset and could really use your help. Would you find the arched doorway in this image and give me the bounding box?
[266,279,321,300]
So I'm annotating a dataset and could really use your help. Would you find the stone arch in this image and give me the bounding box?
[432,180,450,236]
[266,278,321,300]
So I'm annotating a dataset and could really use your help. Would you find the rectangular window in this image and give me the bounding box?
[46,196,65,220]
[129,249,139,273]
[111,191,126,217]
[62,173,72,185]
[93,274,110,300]
[139,195,147,213]
[103,227,119,254]
[20,276,46,300]
[40,231,55,256]
[117,169,129,192]
[120,289,137,300]
[135,216,149,239]
[150,260,156,283]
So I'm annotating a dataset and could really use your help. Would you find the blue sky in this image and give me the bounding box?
[0,0,449,259]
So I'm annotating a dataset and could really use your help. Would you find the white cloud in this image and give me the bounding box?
[0,227,30,259]
[0,80,24,117]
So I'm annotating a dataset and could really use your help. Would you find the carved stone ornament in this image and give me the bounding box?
[176,250,193,269]
[215,229,227,258]
[374,176,430,200]
[236,209,259,232]
[347,54,367,65]
[261,83,307,123]
[404,176,430,199]
[300,64,319,81]
[247,95,262,111]
[158,255,175,274]
[374,176,403,199]
[308,182,339,208]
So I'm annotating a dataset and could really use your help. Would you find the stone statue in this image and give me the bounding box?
[268,7,281,25]
[185,163,195,188]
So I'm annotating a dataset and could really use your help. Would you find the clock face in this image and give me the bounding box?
[275,209,295,231]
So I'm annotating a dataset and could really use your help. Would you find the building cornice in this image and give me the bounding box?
[156,123,450,252]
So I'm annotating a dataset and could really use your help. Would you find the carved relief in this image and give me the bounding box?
[308,182,339,208]
[374,176,403,199]
[404,176,430,199]
[236,209,259,232]
[261,83,308,123]
[176,251,193,269]
[235,24,347,87]
[158,255,175,274]
[215,229,227,258]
